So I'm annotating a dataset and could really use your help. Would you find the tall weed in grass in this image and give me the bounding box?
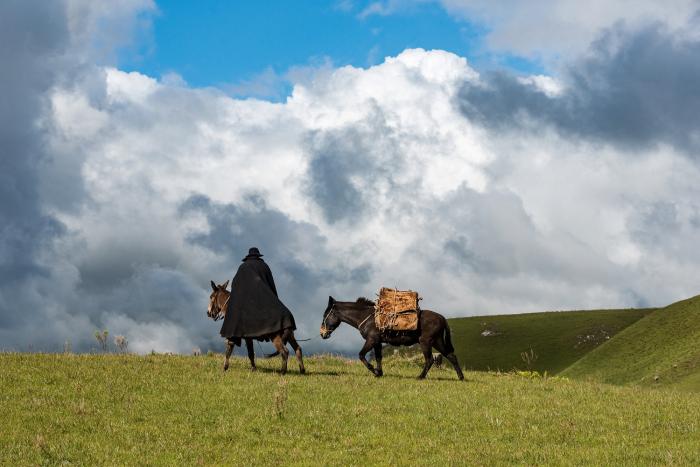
[520,348,538,370]
[273,378,288,419]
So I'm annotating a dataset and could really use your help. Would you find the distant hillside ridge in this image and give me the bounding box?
[562,294,700,391]
[447,308,653,375]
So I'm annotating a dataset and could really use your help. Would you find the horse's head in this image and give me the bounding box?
[207,280,230,321]
[320,296,340,339]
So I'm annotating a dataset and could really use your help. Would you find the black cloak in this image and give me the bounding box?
[220,257,296,340]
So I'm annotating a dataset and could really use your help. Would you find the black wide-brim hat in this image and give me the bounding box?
[242,247,263,261]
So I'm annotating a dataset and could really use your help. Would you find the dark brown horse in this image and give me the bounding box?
[208,281,305,375]
[319,296,464,380]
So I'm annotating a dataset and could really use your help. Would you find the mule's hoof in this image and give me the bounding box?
[223,364,229,372]
[416,375,426,380]
[299,368,306,375]
[374,370,383,377]
[250,366,257,372]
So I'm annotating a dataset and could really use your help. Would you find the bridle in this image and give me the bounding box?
[321,302,375,334]
[211,290,230,321]
[321,303,336,333]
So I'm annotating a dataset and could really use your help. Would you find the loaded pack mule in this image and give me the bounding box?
[319,296,464,380]
[208,281,305,375]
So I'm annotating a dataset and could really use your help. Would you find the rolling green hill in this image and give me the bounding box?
[562,295,700,391]
[2,353,700,464]
[447,308,653,374]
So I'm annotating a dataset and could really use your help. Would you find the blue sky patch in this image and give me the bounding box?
[119,0,544,99]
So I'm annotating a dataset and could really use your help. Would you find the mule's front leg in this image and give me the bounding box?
[245,338,256,371]
[373,343,383,377]
[223,340,234,371]
[359,340,379,376]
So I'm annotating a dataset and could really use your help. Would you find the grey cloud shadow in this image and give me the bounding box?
[459,21,700,155]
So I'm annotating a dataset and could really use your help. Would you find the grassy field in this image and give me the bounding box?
[446,308,652,374]
[2,353,700,465]
[562,295,700,391]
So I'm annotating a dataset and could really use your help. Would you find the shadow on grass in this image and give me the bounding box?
[378,373,471,382]
[226,366,342,377]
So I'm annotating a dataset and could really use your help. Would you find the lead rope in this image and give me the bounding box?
[222,290,316,344]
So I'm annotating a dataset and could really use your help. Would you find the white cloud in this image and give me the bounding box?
[516,75,563,97]
[33,44,700,356]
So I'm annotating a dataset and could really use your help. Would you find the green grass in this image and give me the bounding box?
[562,295,700,391]
[447,308,652,374]
[2,353,700,465]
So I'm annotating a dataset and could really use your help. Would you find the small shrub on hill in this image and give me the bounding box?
[94,330,109,352]
[114,335,128,353]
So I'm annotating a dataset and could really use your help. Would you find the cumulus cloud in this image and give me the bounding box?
[3,1,700,355]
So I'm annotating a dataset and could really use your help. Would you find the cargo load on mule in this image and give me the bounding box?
[374,287,421,331]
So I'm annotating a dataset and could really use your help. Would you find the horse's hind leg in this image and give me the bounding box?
[445,353,464,381]
[245,338,256,371]
[287,332,305,374]
[432,339,465,381]
[223,339,234,372]
[417,338,434,379]
[272,334,289,375]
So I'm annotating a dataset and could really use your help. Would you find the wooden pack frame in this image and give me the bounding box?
[374,287,420,331]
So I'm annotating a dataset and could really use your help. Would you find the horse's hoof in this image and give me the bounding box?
[223,364,229,372]
[250,366,257,372]
[374,370,383,377]
[299,368,306,375]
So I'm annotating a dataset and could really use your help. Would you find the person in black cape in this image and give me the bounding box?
[220,247,296,342]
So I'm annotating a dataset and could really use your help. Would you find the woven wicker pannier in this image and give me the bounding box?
[375,287,420,331]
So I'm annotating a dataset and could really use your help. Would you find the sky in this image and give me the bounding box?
[119,0,541,99]
[2,0,700,355]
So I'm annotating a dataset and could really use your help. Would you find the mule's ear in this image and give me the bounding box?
[328,296,335,305]
[222,280,229,290]
[210,280,217,291]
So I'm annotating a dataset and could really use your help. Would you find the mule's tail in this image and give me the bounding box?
[265,350,280,358]
[444,321,455,354]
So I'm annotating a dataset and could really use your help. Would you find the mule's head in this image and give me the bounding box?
[207,280,230,321]
[320,296,340,339]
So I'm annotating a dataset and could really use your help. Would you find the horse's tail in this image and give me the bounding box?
[443,321,455,354]
[265,350,280,358]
